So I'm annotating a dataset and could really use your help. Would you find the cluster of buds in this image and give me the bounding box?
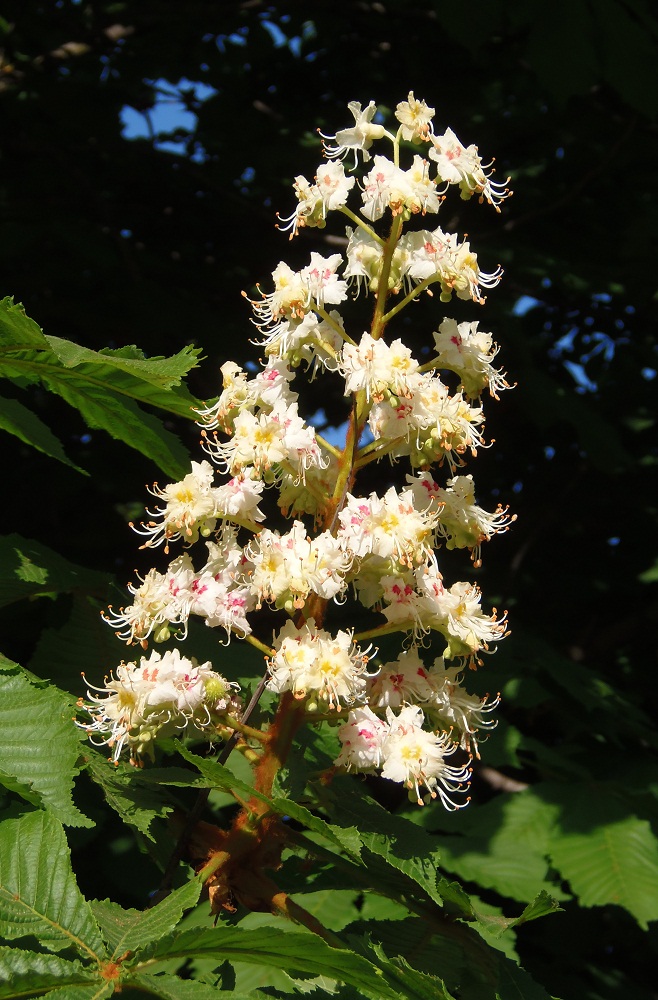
[79,93,514,807]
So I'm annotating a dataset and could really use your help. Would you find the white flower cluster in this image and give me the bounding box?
[81,94,513,804]
[78,648,242,764]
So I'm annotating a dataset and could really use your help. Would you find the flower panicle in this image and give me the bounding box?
[84,93,514,809]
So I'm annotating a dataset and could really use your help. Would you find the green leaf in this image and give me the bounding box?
[0,811,104,959]
[36,374,192,480]
[45,337,202,391]
[428,790,563,903]
[510,890,563,929]
[126,973,268,1000]
[134,925,418,1000]
[0,297,49,350]
[368,948,454,1000]
[0,310,203,476]
[550,804,658,929]
[29,592,121,693]
[328,786,473,917]
[90,879,202,959]
[345,917,551,1000]
[0,660,92,827]
[0,393,85,472]
[83,753,174,840]
[38,987,114,1000]
[177,747,363,861]
[0,533,110,609]
[0,946,98,1000]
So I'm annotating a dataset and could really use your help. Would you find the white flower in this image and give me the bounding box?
[315,160,356,210]
[368,647,434,709]
[214,469,266,525]
[278,162,355,238]
[78,648,241,764]
[103,566,183,646]
[337,487,437,568]
[267,619,371,709]
[381,704,471,807]
[395,92,435,142]
[408,377,486,473]
[433,473,515,567]
[429,127,511,211]
[415,570,509,659]
[247,521,349,612]
[425,657,500,757]
[260,311,343,373]
[433,317,511,398]
[361,155,415,221]
[300,252,348,309]
[340,333,421,401]
[131,461,219,552]
[401,228,503,304]
[319,100,386,166]
[335,706,389,770]
[404,155,442,215]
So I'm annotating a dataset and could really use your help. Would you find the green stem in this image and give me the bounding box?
[419,354,442,373]
[243,633,274,658]
[353,620,414,643]
[338,206,384,244]
[381,274,438,325]
[371,215,404,341]
[315,432,343,460]
[314,304,357,345]
[270,891,346,947]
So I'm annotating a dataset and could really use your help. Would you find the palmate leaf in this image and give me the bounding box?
[46,337,202,392]
[0,947,98,1000]
[347,918,553,1000]
[177,748,474,921]
[0,658,92,827]
[36,989,113,1000]
[35,372,192,481]
[425,789,565,904]
[0,811,104,959]
[90,879,202,959]
[132,924,455,1000]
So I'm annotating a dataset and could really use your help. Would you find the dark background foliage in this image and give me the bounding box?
[1,2,657,998]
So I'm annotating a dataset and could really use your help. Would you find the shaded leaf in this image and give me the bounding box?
[90,879,202,959]
[0,534,110,609]
[550,808,658,929]
[178,747,362,860]
[83,753,174,840]
[135,924,415,1000]
[0,393,84,472]
[328,786,474,917]
[428,790,563,903]
[127,973,269,1000]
